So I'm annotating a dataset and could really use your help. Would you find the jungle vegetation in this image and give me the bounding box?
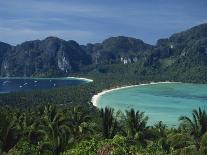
[0,105,207,155]
[0,23,207,154]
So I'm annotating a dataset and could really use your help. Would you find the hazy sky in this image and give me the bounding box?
[0,0,206,45]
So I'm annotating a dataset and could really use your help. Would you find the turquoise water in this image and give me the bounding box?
[0,77,90,93]
[98,83,207,127]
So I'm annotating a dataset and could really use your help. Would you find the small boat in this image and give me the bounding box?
[3,81,9,84]
[19,85,23,88]
[34,81,38,83]
[54,83,56,87]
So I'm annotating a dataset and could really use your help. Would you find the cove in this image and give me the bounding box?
[97,83,207,127]
[0,77,92,93]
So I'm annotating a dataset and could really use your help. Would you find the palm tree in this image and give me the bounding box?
[100,107,117,139]
[0,108,19,153]
[67,106,93,139]
[200,132,207,154]
[167,133,196,154]
[39,105,73,155]
[179,107,207,150]
[154,121,167,137]
[125,108,148,139]
[15,111,40,144]
[154,121,170,153]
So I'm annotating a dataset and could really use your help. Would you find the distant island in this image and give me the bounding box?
[0,23,207,84]
[1,23,207,155]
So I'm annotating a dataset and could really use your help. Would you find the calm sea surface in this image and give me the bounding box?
[98,83,207,127]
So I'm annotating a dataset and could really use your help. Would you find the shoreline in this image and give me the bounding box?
[91,81,180,107]
[67,77,93,82]
[0,76,93,82]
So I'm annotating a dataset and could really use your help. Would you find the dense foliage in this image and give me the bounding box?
[0,23,207,154]
[0,105,207,155]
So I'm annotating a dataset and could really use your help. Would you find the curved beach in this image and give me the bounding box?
[67,77,93,82]
[91,81,179,107]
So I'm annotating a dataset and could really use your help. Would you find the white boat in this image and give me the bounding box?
[3,81,9,84]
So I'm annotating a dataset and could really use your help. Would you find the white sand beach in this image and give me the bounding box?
[67,77,93,82]
[91,81,179,107]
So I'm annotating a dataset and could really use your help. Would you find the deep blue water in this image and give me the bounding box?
[0,77,90,93]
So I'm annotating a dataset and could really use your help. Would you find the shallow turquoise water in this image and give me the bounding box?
[98,83,207,127]
[0,77,90,93]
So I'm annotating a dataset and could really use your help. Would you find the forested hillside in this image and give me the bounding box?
[0,23,207,155]
[0,23,206,81]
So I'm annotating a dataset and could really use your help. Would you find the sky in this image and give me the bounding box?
[0,0,206,45]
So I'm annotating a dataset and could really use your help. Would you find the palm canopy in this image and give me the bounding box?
[39,105,72,155]
[125,108,148,138]
[154,121,167,138]
[67,106,92,138]
[179,107,207,136]
[179,107,207,150]
[100,107,118,139]
[0,108,19,153]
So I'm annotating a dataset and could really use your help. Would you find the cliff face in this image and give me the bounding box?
[0,37,92,76]
[84,36,153,64]
[0,23,207,77]
[149,23,207,68]
[0,36,153,76]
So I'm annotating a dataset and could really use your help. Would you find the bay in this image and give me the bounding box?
[98,83,207,127]
[0,77,90,93]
